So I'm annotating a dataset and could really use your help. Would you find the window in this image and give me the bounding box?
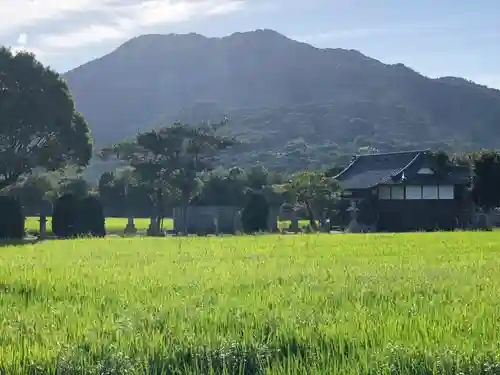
[391,186,405,200]
[422,185,439,199]
[438,185,454,200]
[378,186,391,199]
[406,186,422,200]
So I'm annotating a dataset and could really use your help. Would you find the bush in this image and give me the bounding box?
[53,194,107,238]
[241,192,269,233]
[52,194,78,238]
[0,196,25,240]
[78,196,106,237]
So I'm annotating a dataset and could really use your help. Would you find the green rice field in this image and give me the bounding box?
[1,232,500,374]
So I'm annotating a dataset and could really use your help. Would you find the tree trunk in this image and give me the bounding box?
[181,194,190,235]
[304,200,318,230]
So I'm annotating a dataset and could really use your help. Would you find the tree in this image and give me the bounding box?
[5,173,58,214]
[246,166,269,190]
[101,121,237,233]
[285,171,341,229]
[195,167,248,206]
[0,48,92,190]
[471,151,500,209]
[58,176,92,199]
[431,150,451,174]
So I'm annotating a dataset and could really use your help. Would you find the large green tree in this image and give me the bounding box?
[101,121,236,233]
[284,171,341,229]
[0,48,92,190]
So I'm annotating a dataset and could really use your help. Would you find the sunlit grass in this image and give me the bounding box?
[24,217,171,234]
[24,217,308,235]
[1,232,500,374]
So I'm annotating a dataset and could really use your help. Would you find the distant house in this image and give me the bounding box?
[333,150,472,232]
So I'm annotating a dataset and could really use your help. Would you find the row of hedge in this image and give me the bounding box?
[0,194,105,240]
[0,191,272,240]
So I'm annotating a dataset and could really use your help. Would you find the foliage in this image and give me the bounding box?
[284,171,341,228]
[194,167,246,206]
[102,121,237,233]
[0,47,92,190]
[471,150,500,209]
[0,196,24,239]
[51,194,78,238]
[58,176,92,199]
[241,192,269,233]
[3,233,500,373]
[3,173,58,214]
[78,196,106,237]
[52,194,106,238]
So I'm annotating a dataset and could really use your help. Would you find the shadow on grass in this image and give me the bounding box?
[0,337,362,375]
[0,238,41,248]
[3,335,500,374]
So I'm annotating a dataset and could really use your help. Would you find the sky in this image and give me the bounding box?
[1,0,499,89]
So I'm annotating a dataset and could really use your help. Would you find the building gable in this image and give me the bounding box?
[417,167,434,175]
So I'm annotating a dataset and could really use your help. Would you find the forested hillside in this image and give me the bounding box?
[62,29,500,174]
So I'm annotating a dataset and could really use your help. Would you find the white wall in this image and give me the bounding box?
[422,186,438,199]
[406,186,422,200]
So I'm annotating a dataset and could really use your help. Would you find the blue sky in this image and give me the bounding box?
[1,0,499,88]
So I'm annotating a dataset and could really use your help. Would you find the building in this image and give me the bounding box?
[333,150,472,232]
[172,205,280,234]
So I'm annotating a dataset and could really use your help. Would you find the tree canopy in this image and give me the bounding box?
[283,171,341,228]
[0,48,92,190]
[101,121,237,232]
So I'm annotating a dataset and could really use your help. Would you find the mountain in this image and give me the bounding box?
[62,29,500,176]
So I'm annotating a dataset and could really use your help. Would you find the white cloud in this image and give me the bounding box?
[0,0,245,68]
[208,1,244,15]
[1,0,245,54]
[0,0,109,34]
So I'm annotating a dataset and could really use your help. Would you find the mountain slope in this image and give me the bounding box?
[63,29,500,174]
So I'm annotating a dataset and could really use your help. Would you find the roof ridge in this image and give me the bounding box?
[331,155,360,180]
[394,152,423,177]
[356,149,429,158]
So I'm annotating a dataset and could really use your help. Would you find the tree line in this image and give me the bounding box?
[2,47,500,233]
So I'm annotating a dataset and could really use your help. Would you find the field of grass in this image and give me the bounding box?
[24,217,307,235]
[24,217,170,235]
[1,233,500,374]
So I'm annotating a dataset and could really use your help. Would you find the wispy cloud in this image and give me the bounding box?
[0,0,109,34]
[2,0,245,59]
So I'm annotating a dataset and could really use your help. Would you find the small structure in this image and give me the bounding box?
[124,217,137,235]
[173,205,280,235]
[172,206,241,234]
[333,150,472,232]
[346,200,362,233]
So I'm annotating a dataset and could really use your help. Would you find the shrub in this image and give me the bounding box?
[241,192,269,233]
[0,196,24,240]
[53,194,107,238]
[78,196,106,237]
[52,194,78,238]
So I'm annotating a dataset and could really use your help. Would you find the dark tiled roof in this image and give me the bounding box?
[333,150,425,190]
